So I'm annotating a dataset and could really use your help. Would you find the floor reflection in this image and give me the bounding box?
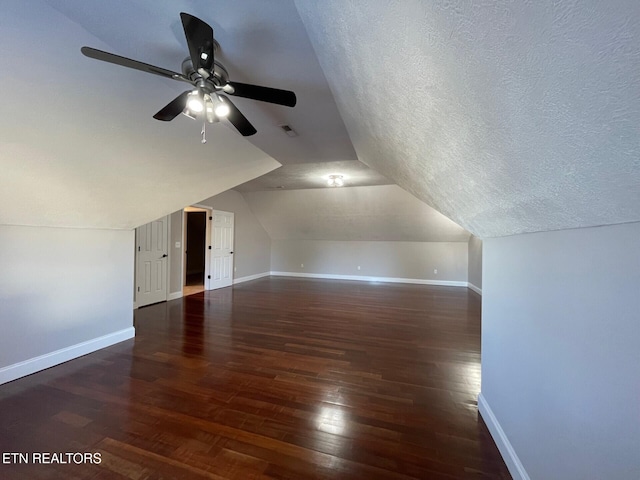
[316,404,348,435]
[182,293,205,356]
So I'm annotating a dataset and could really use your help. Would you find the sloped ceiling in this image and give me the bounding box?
[0,0,355,230]
[295,1,640,238]
[242,185,470,242]
[4,1,637,237]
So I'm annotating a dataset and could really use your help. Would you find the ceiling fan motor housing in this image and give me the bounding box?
[181,57,230,93]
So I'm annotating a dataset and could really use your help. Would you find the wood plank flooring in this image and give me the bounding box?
[0,277,510,479]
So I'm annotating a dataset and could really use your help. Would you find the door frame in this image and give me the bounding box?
[182,205,213,291]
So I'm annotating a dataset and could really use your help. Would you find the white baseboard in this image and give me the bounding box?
[478,393,530,480]
[0,327,135,386]
[468,282,482,295]
[270,271,467,287]
[233,272,271,285]
[167,291,183,301]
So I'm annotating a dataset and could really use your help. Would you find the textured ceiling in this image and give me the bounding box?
[235,160,392,192]
[296,1,640,237]
[242,185,470,242]
[3,1,638,237]
[0,0,354,230]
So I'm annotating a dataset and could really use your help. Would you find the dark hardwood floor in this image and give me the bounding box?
[0,277,510,479]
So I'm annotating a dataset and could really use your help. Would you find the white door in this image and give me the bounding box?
[136,216,169,307]
[208,210,234,290]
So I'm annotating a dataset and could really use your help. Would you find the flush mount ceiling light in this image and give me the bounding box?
[327,174,344,187]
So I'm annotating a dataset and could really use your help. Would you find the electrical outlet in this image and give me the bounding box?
[301,263,304,268]
[357,265,361,270]
[234,267,236,273]
[434,269,438,274]
[175,242,181,248]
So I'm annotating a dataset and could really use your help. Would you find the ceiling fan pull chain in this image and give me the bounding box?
[201,120,207,144]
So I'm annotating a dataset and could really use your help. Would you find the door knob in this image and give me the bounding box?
[161,254,168,258]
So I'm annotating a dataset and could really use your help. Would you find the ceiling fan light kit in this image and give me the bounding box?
[81,12,296,140]
[187,91,204,113]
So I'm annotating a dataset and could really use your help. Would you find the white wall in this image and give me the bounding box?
[169,210,184,295]
[467,235,482,292]
[271,240,468,284]
[0,225,134,384]
[480,222,640,480]
[243,185,470,242]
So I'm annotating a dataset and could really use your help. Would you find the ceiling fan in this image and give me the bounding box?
[81,12,296,139]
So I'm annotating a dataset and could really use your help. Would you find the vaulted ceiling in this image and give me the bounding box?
[1,1,638,237]
[297,0,640,237]
[0,0,353,229]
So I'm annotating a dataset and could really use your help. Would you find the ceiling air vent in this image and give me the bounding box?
[280,124,298,137]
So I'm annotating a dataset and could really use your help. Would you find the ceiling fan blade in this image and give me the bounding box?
[227,82,296,107]
[153,91,191,121]
[220,96,257,136]
[81,47,187,82]
[180,12,214,74]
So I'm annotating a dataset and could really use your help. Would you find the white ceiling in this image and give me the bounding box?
[44,0,357,166]
[296,0,640,237]
[1,1,638,237]
[242,185,470,242]
[235,160,392,192]
[0,0,354,229]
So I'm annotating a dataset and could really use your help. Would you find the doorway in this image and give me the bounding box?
[180,206,234,296]
[185,212,206,285]
[183,207,209,296]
